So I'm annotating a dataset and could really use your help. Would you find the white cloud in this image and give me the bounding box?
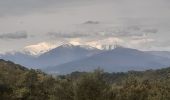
[84,37,124,49]
[130,38,155,45]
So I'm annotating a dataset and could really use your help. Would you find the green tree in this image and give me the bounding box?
[75,69,109,100]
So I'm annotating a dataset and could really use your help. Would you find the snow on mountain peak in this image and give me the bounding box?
[20,42,100,56]
[78,45,98,50]
[58,43,98,50]
[23,42,57,56]
[59,43,75,48]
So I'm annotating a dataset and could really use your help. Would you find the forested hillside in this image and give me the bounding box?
[0,59,170,100]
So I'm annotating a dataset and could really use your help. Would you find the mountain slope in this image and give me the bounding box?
[35,44,101,67]
[45,47,170,74]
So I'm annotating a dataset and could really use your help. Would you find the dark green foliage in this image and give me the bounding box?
[0,59,170,100]
[74,69,109,100]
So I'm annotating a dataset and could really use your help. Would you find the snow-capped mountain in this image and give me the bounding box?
[0,44,101,68]
[45,47,170,74]
[35,44,101,67]
[2,43,170,74]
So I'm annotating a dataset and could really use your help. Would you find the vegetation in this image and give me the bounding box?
[0,59,170,100]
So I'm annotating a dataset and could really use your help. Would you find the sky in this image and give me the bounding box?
[0,0,170,53]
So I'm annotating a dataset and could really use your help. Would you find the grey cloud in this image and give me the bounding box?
[48,32,89,38]
[78,21,145,37]
[0,0,86,17]
[143,29,158,33]
[0,0,60,16]
[0,0,169,17]
[101,28,142,37]
[127,25,141,31]
[0,0,170,52]
[47,20,162,46]
[48,31,121,39]
[48,25,152,39]
[47,30,142,40]
[0,31,28,39]
[83,21,100,25]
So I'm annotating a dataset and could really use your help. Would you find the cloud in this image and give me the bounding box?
[74,37,125,49]
[0,0,169,52]
[0,0,169,18]
[143,28,158,33]
[48,32,89,38]
[0,31,28,39]
[47,25,143,39]
[130,38,155,45]
[0,0,95,17]
[83,21,100,25]
[0,0,62,16]
[127,25,141,31]
[77,21,159,38]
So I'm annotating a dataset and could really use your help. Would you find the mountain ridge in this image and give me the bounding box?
[1,44,170,74]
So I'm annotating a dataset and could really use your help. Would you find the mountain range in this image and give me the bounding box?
[1,44,170,74]
[45,47,170,74]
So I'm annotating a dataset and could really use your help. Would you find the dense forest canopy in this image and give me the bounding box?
[0,59,170,100]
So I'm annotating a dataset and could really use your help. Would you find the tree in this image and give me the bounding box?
[75,69,109,100]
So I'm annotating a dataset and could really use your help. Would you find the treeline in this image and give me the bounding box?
[0,59,170,100]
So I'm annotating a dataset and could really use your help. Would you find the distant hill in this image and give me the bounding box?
[45,47,170,74]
